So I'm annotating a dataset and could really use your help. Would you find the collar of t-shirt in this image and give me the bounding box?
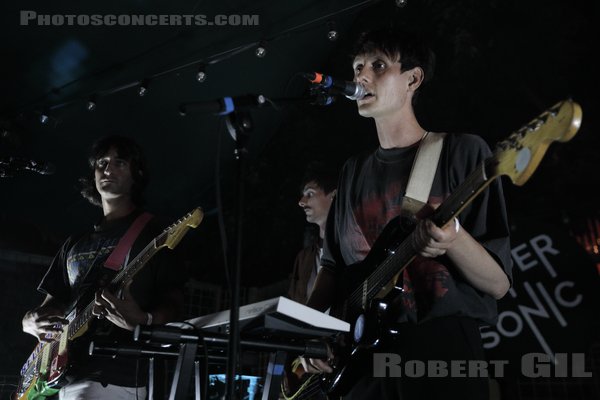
[93,208,143,233]
[375,143,419,163]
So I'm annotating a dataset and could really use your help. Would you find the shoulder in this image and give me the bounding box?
[139,211,172,231]
[59,231,88,253]
[340,147,378,175]
[443,132,493,161]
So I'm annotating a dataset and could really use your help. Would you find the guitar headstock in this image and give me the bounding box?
[160,207,204,249]
[493,99,582,186]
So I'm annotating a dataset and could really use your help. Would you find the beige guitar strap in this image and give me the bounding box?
[401,131,447,216]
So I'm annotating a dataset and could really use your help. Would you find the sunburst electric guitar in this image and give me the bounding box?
[284,99,582,399]
[14,207,204,400]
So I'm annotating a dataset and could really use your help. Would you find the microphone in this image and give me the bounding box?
[0,157,56,176]
[179,94,267,116]
[303,72,367,100]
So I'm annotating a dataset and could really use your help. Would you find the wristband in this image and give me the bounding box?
[454,218,460,233]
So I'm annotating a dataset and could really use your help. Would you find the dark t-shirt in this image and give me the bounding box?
[321,133,512,325]
[38,209,187,387]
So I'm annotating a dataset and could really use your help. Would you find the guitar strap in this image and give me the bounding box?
[103,211,154,271]
[401,131,446,216]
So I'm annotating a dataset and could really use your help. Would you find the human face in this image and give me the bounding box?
[298,181,334,227]
[94,147,135,201]
[352,51,414,118]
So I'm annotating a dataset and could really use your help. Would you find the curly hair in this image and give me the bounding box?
[79,135,148,207]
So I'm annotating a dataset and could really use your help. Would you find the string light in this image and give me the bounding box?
[196,64,207,83]
[14,1,376,121]
[86,95,97,111]
[39,111,49,124]
[255,41,267,58]
[138,79,149,97]
[327,21,338,41]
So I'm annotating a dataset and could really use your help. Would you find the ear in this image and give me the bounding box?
[330,189,337,199]
[408,67,425,91]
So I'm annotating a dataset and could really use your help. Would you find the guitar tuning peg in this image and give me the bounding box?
[549,103,561,116]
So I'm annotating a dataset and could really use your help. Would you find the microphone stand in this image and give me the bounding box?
[179,94,321,399]
[225,110,252,400]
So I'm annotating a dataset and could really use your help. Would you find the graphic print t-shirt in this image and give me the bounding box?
[38,209,186,386]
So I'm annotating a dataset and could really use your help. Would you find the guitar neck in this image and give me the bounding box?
[432,158,498,227]
[66,232,165,340]
[347,157,498,312]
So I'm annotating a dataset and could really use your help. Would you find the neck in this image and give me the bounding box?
[374,106,424,148]
[101,197,136,221]
[318,223,326,240]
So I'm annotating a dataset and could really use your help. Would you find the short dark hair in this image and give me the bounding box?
[79,135,148,207]
[300,161,338,194]
[351,28,435,94]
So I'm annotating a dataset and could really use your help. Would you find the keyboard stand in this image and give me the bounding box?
[170,340,199,400]
[262,350,287,400]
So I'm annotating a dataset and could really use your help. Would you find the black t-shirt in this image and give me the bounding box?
[38,208,187,387]
[321,133,512,325]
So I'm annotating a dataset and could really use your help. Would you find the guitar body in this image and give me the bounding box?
[16,305,105,400]
[323,218,414,397]
[281,235,406,400]
[15,208,204,400]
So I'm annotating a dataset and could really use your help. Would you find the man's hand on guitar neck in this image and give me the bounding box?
[93,282,148,331]
[412,218,460,258]
[414,215,510,299]
[22,294,68,343]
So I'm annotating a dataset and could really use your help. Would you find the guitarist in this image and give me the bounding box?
[284,161,338,398]
[303,28,513,399]
[288,161,338,304]
[21,135,187,399]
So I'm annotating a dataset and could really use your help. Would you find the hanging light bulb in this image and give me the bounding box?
[138,79,150,97]
[87,95,97,111]
[40,110,49,124]
[327,21,338,42]
[255,41,267,58]
[196,64,207,82]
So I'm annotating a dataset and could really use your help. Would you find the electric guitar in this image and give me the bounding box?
[285,99,582,398]
[14,207,204,400]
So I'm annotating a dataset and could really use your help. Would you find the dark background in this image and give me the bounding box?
[1,0,599,387]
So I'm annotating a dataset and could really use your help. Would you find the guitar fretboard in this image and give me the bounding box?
[66,232,165,340]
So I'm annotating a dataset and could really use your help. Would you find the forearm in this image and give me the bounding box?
[446,228,510,299]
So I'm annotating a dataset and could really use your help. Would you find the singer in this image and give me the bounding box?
[20,135,188,400]
[300,28,512,400]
